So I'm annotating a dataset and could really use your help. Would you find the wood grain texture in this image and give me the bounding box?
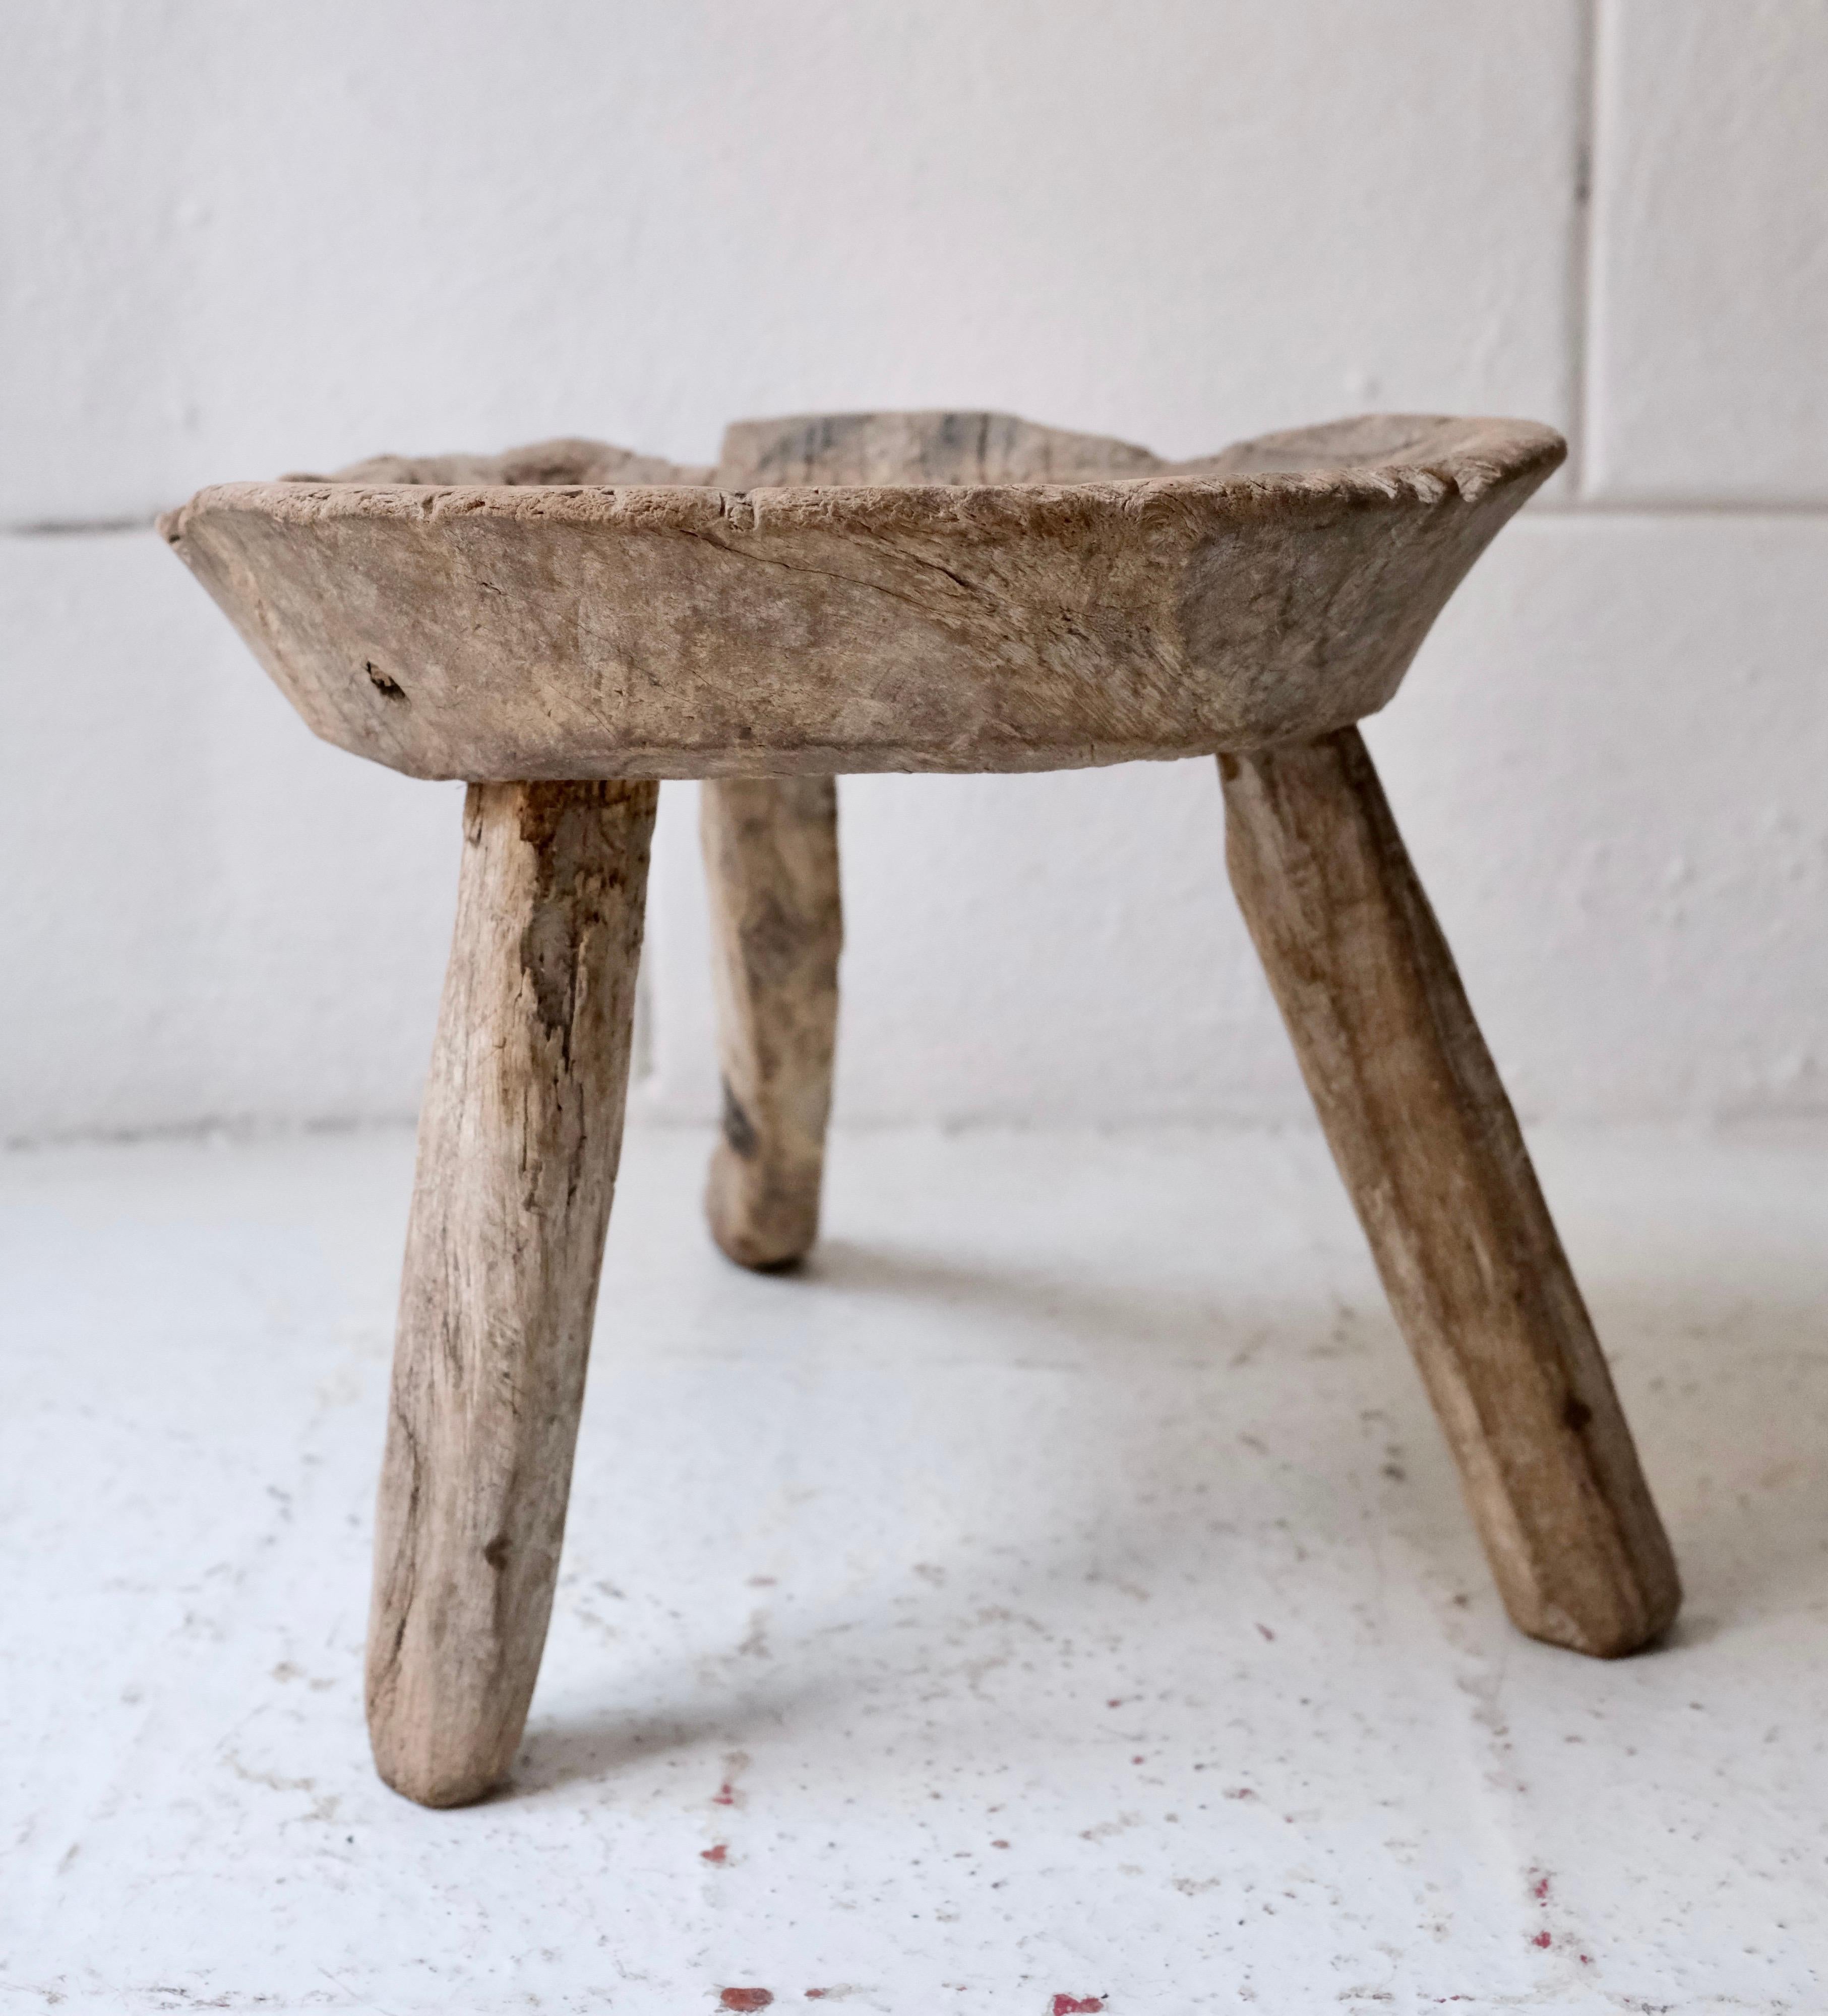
[367,778,657,1807]
[700,776,843,1269]
[159,412,1562,780]
[1220,729,1680,1658]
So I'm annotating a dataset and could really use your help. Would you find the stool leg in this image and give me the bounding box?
[1219,729,1679,1657]
[366,779,657,1806]
[700,776,842,1269]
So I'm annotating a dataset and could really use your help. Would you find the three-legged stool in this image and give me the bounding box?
[163,409,1679,1807]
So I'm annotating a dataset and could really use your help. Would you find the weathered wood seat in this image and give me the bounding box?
[163,410,1679,1809]
[168,411,1556,779]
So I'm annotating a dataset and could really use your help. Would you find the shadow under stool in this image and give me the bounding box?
[162,407,1680,1807]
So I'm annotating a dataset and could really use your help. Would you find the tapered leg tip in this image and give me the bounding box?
[371,1737,509,1810]
[704,1146,820,1270]
[1510,1571,1682,1660]
[707,1214,815,1272]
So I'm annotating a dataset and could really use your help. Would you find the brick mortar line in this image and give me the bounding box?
[1567,0,1601,499]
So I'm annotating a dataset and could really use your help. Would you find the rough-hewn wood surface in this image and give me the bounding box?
[367,779,657,1807]
[700,776,843,1269]
[159,412,1562,780]
[283,435,715,490]
[1220,729,1680,1658]
[165,405,1671,1815]
[715,408,1500,489]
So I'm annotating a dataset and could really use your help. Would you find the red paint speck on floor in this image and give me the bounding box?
[1532,1931,1552,1949]
[1051,1999,1104,2014]
[720,1992,774,2012]
[701,1844,728,1864]
[713,1782,737,1806]
[1532,1875,1551,1901]
[991,1839,1010,1849]
[1256,1623,1275,1641]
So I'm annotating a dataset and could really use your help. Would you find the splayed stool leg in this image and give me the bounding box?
[1220,728,1679,1657]
[365,779,658,1807]
[701,776,843,1270]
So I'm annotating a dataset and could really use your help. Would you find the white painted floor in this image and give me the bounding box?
[4,1122,1826,2014]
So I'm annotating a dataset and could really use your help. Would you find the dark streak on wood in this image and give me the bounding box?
[701,776,842,1270]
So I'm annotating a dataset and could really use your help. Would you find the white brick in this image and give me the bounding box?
[1371,512,1828,1121]
[0,529,460,1139]
[2,1,1581,523]
[1588,0,1828,500]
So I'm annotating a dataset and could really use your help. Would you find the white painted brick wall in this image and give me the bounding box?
[3,2,1823,1137]
[1588,0,1828,501]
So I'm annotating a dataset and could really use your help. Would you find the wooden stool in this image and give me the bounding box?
[163,409,1680,1808]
